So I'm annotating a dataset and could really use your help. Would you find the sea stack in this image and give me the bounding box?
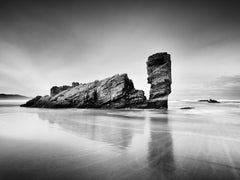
[21,52,172,109]
[147,53,172,108]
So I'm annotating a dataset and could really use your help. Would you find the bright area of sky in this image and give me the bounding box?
[0,0,240,100]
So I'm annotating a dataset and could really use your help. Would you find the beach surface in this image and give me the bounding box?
[0,100,240,180]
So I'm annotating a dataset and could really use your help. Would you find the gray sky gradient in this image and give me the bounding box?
[0,0,240,99]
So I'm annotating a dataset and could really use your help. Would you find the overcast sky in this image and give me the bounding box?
[0,0,240,100]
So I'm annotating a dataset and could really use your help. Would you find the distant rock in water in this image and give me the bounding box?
[180,107,195,110]
[0,93,29,100]
[198,99,220,103]
[21,52,172,109]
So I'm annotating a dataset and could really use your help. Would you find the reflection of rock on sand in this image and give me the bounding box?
[148,116,175,179]
[37,111,134,149]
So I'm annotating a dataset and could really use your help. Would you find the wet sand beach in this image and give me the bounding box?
[0,100,240,180]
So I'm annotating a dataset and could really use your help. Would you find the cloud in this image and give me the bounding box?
[210,75,240,90]
[203,75,240,99]
[170,75,240,100]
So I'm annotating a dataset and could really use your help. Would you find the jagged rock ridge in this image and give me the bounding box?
[21,52,172,109]
[21,74,146,108]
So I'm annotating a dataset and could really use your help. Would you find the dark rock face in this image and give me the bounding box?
[22,96,42,107]
[72,82,80,87]
[50,86,71,96]
[147,53,172,108]
[21,52,172,109]
[50,82,80,96]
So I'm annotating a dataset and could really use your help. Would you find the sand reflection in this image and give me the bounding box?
[37,110,135,149]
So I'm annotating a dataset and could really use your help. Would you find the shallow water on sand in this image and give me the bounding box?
[0,100,240,180]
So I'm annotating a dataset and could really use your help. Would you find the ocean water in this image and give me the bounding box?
[0,100,240,180]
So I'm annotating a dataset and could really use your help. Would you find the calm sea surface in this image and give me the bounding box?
[0,100,240,180]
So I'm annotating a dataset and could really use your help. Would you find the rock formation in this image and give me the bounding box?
[198,99,220,103]
[21,74,146,108]
[50,85,71,96]
[147,53,172,108]
[21,52,172,109]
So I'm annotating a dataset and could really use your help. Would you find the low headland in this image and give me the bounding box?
[0,93,29,100]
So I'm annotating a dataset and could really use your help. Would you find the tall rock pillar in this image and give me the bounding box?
[147,52,172,109]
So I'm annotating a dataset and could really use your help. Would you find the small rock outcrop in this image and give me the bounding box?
[72,82,80,87]
[198,99,220,103]
[50,85,71,96]
[21,52,172,109]
[180,107,195,110]
[146,53,172,108]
